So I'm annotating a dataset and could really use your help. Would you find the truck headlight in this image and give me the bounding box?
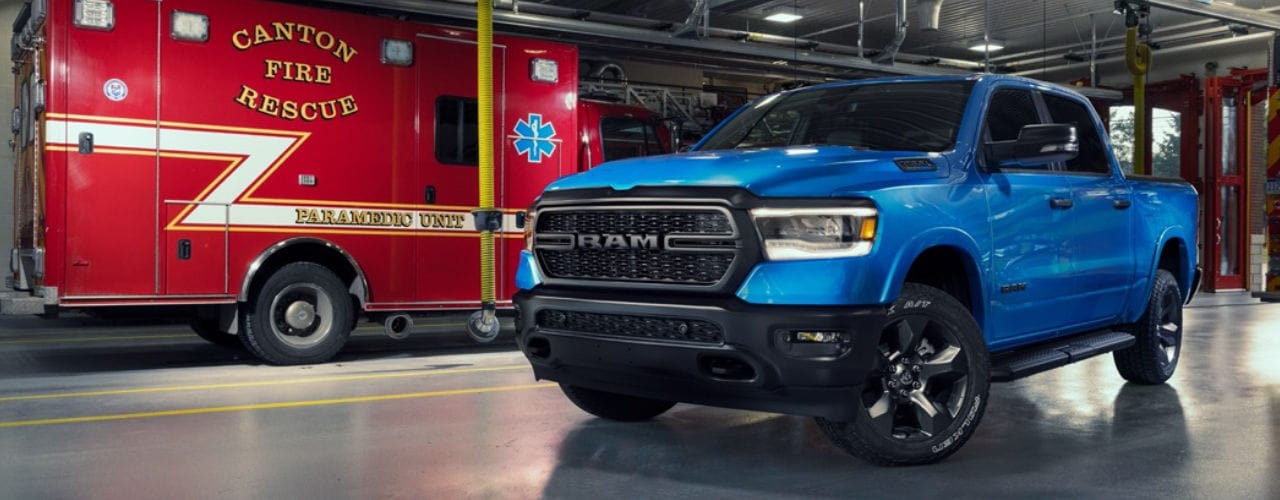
[751,207,877,260]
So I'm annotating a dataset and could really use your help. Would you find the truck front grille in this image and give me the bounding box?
[533,207,738,286]
[535,309,724,344]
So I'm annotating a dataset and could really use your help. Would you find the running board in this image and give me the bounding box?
[990,331,1135,382]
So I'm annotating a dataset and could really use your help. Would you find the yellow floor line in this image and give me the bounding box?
[0,365,530,402]
[0,334,193,345]
[0,383,557,428]
[0,322,470,345]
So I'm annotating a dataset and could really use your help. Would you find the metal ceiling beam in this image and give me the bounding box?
[1012,30,1271,77]
[1145,0,1280,31]
[321,0,977,75]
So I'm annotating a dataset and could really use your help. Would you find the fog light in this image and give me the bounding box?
[791,330,845,343]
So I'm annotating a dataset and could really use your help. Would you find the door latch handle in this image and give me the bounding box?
[1049,197,1074,209]
[1113,199,1132,209]
[78,132,93,154]
[424,185,436,204]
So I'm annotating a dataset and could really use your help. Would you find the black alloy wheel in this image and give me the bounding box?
[817,283,989,466]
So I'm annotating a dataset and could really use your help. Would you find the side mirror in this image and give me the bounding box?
[985,123,1078,169]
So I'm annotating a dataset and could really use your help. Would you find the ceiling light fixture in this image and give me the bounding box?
[763,6,803,23]
[968,40,1005,52]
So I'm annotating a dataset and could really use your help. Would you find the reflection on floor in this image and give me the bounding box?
[0,292,1276,499]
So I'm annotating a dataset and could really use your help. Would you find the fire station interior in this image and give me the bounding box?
[3,0,1280,497]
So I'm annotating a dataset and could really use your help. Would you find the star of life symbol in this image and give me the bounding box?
[513,113,557,163]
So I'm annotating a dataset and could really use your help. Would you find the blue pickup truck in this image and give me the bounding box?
[513,74,1200,465]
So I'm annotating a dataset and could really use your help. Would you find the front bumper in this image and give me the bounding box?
[514,288,887,421]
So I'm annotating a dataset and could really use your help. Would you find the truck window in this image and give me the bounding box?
[601,116,662,162]
[1042,93,1111,175]
[435,96,478,166]
[983,89,1045,170]
[698,81,972,153]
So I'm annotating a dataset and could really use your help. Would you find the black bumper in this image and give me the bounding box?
[514,288,888,421]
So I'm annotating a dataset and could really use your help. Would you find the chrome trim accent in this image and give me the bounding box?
[237,237,370,305]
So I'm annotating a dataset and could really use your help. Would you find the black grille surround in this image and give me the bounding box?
[532,205,746,289]
[536,308,724,344]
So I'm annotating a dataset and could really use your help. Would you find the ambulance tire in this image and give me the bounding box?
[240,262,354,365]
[189,318,242,349]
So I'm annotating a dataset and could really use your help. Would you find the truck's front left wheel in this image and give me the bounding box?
[240,262,354,365]
[816,283,990,466]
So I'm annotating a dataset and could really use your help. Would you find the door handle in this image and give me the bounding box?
[424,185,436,204]
[1049,197,1074,209]
[1113,199,1132,210]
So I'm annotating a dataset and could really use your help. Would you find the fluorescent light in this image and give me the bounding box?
[764,5,803,23]
[764,12,804,22]
[968,41,1005,52]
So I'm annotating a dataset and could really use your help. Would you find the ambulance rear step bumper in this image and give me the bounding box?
[0,290,44,315]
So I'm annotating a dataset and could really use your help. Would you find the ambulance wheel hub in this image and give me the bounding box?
[285,301,317,330]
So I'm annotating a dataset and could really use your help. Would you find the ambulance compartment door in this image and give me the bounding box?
[414,35,505,305]
[61,1,161,297]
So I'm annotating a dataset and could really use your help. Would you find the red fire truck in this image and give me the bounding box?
[5,0,670,364]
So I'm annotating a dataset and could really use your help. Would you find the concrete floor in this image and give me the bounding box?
[0,293,1277,499]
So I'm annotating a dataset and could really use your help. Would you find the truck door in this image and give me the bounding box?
[414,35,505,305]
[61,1,160,297]
[981,88,1075,342]
[1041,92,1134,327]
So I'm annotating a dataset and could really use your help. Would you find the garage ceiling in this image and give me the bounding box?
[321,0,1275,80]
[531,0,1276,71]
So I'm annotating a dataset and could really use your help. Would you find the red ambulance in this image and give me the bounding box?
[6,0,670,363]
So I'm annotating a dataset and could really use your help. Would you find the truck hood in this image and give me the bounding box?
[548,146,949,197]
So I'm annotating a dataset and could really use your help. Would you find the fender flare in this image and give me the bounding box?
[1142,225,1192,304]
[237,237,370,306]
[879,227,987,314]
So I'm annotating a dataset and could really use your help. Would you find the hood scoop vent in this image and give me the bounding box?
[894,158,937,172]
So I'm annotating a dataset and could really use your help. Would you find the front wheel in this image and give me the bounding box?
[816,283,990,466]
[1113,269,1183,384]
[240,262,354,365]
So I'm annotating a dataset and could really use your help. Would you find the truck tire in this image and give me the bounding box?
[1113,269,1183,385]
[240,262,354,365]
[816,283,990,466]
[560,384,676,422]
[189,318,241,349]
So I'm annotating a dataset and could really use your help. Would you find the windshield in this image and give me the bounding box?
[698,81,974,153]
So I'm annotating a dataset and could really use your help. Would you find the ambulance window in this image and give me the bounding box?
[435,96,478,166]
[601,116,661,162]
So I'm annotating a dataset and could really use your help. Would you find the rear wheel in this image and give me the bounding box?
[816,283,989,466]
[560,384,675,422]
[240,262,354,365]
[1113,269,1183,384]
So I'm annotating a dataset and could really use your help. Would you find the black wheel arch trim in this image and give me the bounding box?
[238,237,370,306]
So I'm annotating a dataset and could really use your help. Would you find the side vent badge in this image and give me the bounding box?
[894,158,937,172]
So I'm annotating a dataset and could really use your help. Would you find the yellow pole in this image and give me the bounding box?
[471,0,499,341]
[1125,26,1151,175]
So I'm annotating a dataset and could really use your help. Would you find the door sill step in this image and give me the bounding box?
[991,330,1135,382]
